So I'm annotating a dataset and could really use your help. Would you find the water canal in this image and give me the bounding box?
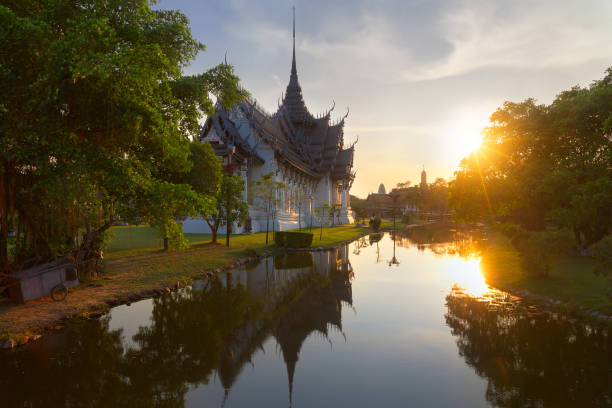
[2,227,611,407]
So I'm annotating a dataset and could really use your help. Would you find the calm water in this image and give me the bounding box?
[2,227,611,407]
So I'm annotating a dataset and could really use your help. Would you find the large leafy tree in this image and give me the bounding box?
[448,68,611,249]
[0,0,247,271]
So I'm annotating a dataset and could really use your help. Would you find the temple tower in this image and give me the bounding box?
[420,166,427,187]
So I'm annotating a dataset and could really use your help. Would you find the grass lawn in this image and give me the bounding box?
[106,224,373,255]
[480,233,612,314]
[302,225,370,247]
[106,225,211,253]
[102,224,371,290]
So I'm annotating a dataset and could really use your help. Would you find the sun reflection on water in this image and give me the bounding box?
[446,257,489,298]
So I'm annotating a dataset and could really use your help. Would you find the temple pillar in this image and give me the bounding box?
[241,164,248,202]
[339,180,354,225]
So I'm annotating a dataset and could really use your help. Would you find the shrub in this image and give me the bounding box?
[369,233,383,244]
[497,222,523,240]
[516,229,574,278]
[274,231,313,248]
[591,235,612,278]
[369,216,381,231]
[402,213,412,225]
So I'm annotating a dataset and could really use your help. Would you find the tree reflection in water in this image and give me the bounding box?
[397,224,487,258]
[445,290,612,407]
[0,246,354,408]
[0,279,261,407]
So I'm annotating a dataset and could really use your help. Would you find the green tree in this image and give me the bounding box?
[448,67,611,250]
[294,188,308,230]
[0,1,247,271]
[314,202,332,240]
[251,172,286,244]
[219,175,249,247]
[186,141,223,197]
[143,181,214,251]
[349,194,368,222]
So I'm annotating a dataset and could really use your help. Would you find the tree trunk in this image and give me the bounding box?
[76,215,112,279]
[226,224,232,247]
[205,218,218,243]
[0,186,7,270]
[15,214,22,255]
[320,212,324,240]
[163,237,169,251]
[573,226,584,253]
[272,211,275,242]
[310,207,313,231]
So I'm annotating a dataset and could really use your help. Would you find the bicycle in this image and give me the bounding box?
[50,265,79,302]
[50,283,68,301]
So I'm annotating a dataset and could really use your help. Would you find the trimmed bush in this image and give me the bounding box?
[369,216,381,231]
[274,231,314,248]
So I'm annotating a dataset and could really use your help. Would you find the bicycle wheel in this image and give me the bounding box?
[51,284,68,301]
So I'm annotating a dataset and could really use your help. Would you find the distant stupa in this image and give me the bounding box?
[378,183,386,194]
[420,166,427,187]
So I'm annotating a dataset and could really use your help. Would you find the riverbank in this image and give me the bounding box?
[480,232,612,320]
[0,225,372,348]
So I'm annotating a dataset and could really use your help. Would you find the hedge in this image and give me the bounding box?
[274,231,314,248]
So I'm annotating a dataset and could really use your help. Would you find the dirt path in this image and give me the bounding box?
[0,252,207,344]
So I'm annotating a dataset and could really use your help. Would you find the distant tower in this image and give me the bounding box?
[378,183,386,194]
[420,166,427,187]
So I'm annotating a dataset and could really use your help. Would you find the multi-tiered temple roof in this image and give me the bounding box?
[200,13,355,183]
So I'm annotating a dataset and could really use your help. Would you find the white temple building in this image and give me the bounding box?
[183,12,356,234]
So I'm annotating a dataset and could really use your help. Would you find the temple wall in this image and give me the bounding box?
[188,107,355,235]
[313,175,332,208]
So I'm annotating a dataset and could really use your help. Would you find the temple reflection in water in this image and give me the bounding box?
[211,247,354,405]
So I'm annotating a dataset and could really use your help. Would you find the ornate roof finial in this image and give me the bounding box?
[342,107,350,121]
[291,6,297,76]
[326,99,336,116]
[279,6,314,122]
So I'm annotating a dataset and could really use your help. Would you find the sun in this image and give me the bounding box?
[442,108,490,161]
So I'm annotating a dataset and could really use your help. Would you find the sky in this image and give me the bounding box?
[157,0,612,198]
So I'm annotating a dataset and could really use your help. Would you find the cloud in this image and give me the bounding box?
[401,0,612,81]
